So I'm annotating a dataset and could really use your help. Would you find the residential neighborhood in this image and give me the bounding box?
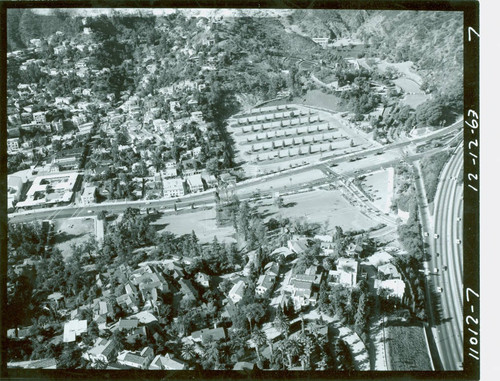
[5,7,469,375]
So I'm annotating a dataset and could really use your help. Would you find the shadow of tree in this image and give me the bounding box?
[54,232,83,245]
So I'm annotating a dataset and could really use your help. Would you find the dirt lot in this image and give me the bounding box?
[358,169,394,214]
[151,207,236,244]
[53,217,95,261]
[255,189,377,233]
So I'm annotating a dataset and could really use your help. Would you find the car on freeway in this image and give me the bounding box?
[443,265,448,271]
[437,287,443,293]
[434,233,439,239]
[456,239,462,244]
[433,267,439,273]
[436,252,440,257]
[457,216,462,222]
[424,232,429,237]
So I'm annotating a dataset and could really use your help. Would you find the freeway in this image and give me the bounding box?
[9,119,463,225]
[430,144,464,370]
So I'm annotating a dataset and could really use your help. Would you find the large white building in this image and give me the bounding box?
[7,175,24,209]
[162,178,185,198]
[16,172,79,209]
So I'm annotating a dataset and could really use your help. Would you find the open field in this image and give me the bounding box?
[151,207,236,244]
[53,217,95,260]
[392,77,422,94]
[401,93,430,109]
[387,324,432,370]
[255,189,377,233]
[358,168,394,214]
[376,60,422,85]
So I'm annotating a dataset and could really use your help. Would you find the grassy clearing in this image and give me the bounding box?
[387,324,432,370]
[401,94,430,109]
[53,218,95,260]
[151,206,236,244]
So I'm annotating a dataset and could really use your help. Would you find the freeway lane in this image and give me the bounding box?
[432,145,464,370]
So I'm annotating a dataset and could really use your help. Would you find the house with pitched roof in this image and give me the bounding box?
[375,279,406,301]
[377,263,401,280]
[228,280,246,304]
[255,274,276,296]
[191,327,226,345]
[149,354,187,370]
[116,347,154,369]
[83,338,117,364]
[178,278,199,301]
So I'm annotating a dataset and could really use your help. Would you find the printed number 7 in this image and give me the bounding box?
[468,27,479,41]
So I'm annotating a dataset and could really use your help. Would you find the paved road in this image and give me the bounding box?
[9,119,462,225]
[430,145,464,370]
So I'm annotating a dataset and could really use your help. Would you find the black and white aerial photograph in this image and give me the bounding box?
[3,3,479,377]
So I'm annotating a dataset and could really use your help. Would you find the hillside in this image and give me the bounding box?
[284,9,463,102]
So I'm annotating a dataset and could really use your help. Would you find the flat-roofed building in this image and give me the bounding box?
[17,172,79,209]
[162,178,185,198]
[7,175,24,209]
[33,111,47,124]
[186,174,204,193]
[63,319,87,342]
[7,138,20,153]
[81,186,96,206]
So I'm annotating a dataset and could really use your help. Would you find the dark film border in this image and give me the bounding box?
[0,0,479,380]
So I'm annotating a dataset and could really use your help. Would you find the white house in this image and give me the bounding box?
[149,354,187,370]
[337,257,359,287]
[83,338,117,364]
[228,280,246,304]
[63,319,88,342]
[116,347,154,369]
[375,279,406,301]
